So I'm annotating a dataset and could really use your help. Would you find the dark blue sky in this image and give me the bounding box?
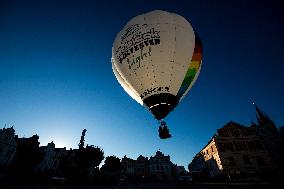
[0,0,283,168]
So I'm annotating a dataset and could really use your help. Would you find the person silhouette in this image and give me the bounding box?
[160,120,166,127]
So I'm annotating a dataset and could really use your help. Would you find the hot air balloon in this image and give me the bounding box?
[111,10,202,139]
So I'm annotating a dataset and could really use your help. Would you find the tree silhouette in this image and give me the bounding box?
[62,145,104,183]
[100,156,122,183]
[102,156,122,172]
[75,145,104,171]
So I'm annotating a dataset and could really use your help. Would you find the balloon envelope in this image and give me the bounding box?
[112,10,202,120]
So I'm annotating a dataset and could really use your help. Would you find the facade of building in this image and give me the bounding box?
[176,166,187,176]
[9,134,44,178]
[0,126,17,168]
[121,155,149,178]
[52,147,67,174]
[36,141,56,172]
[121,155,135,176]
[188,105,284,181]
[36,141,68,175]
[149,151,174,180]
[121,151,177,180]
[135,155,149,177]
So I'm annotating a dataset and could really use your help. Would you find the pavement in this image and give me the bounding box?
[1,182,284,189]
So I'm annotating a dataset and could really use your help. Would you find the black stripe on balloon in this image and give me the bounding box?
[143,93,179,120]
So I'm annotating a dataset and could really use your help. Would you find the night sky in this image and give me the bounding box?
[0,0,284,168]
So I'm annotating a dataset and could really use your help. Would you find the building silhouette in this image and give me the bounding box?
[36,141,56,173]
[121,150,180,181]
[36,141,68,175]
[121,155,149,179]
[188,104,284,181]
[0,126,17,168]
[7,134,44,181]
[149,151,175,180]
[2,104,282,183]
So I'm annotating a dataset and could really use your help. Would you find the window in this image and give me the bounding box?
[242,130,248,136]
[225,142,235,152]
[218,142,225,152]
[243,155,251,164]
[238,142,244,151]
[211,146,214,152]
[232,130,240,137]
[228,156,236,166]
[256,156,265,165]
[255,140,264,150]
[208,163,212,171]
[6,150,13,157]
[218,130,229,137]
[242,141,248,151]
[233,141,239,151]
[246,141,255,151]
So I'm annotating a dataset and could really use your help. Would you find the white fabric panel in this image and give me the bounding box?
[171,24,195,95]
[112,61,143,105]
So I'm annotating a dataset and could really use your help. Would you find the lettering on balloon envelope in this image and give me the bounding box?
[140,86,170,99]
[115,24,161,66]
[127,47,152,70]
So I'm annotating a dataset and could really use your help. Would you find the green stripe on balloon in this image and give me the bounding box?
[177,68,197,98]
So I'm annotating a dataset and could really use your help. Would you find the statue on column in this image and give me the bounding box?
[78,129,87,149]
